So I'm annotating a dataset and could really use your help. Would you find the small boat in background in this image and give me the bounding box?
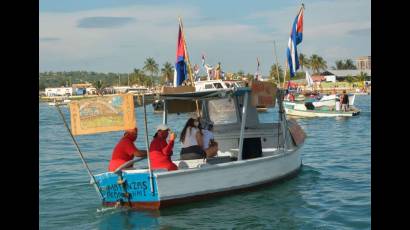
[48,98,71,106]
[284,102,360,117]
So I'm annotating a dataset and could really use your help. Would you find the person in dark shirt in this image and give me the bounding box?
[341,90,349,112]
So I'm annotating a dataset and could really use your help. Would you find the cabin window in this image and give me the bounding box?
[208,98,237,124]
[205,84,214,89]
[213,83,223,89]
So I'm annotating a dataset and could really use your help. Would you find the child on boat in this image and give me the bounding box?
[201,121,218,158]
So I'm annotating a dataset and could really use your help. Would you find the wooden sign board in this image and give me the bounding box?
[287,119,306,146]
[162,86,197,113]
[250,81,277,107]
[69,94,136,136]
[166,100,201,113]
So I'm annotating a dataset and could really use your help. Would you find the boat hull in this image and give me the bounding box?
[95,149,302,209]
[285,107,360,117]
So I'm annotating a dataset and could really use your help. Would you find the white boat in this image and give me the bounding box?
[284,105,360,117]
[88,87,305,209]
[310,94,355,107]
[283,93,359,117]
[48,98,71,106]
[57,15,305,210]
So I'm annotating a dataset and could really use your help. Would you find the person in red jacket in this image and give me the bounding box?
[108,127,147,172]
[149,124,178,171]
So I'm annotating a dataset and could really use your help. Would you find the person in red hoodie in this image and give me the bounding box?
[108,127,147,172]
[149,124,178,171]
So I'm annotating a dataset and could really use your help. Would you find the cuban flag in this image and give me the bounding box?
[287,6,304,78]
[174,24,187,86]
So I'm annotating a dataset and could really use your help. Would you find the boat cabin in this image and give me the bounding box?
[158,87,301,169]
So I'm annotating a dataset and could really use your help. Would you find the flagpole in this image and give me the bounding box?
[256,57,260,80]
[283,60,288,89]
[273,41,281,87]
[178,17,194,84]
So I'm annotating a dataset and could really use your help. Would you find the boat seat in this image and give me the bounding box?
[175,159,206,169]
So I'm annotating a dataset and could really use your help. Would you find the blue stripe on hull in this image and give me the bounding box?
[95,172,159,203]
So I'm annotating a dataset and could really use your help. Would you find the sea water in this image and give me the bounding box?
[39,96,370,229]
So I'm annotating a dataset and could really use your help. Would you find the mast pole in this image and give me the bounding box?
[273,41,281,87]
[142,95,155,195]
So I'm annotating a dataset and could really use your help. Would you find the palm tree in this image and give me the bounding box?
[93,80,105,96]
[143,57,159,88]
[130,68,144,86]
[309,54,327,74]
[161,62,174,86]
[344,59,357,69]
[356,71,368,82]
[269,64,283,83]
[335,60,344,70]
[345,75,355,83]
[237,70,245,77]
[299,53,308,71]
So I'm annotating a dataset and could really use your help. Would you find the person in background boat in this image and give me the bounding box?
[193,64,201,82]
[180,117,206,160]
[201,121,218,158]
[215,62,221,80]
[149,124,178,171]
[108,128,147,172]
[341,90,349,112]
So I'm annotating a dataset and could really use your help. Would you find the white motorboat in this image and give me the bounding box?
[283,93,359,117]
[82,87,306,209]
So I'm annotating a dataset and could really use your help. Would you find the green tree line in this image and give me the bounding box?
[39,58,175,90]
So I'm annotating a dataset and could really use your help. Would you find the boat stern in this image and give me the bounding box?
[94,170,161,209]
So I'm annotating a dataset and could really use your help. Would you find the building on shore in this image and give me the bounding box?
[355,56,371,70]
[45,87,73,97]
[325,69,371,81]
[112,86,131,94]
[72,83,93,95]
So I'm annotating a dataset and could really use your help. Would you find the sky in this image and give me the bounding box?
[39,0,371,75]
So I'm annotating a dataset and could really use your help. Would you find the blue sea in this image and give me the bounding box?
[39,95,371,229]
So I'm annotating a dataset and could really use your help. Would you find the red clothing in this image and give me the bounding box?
[149,137,178,171]
[108,135,138,172]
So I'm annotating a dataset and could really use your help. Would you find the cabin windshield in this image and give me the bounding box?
[213,83,223,89]
[207,98,237,124]
[205,84,214,89]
